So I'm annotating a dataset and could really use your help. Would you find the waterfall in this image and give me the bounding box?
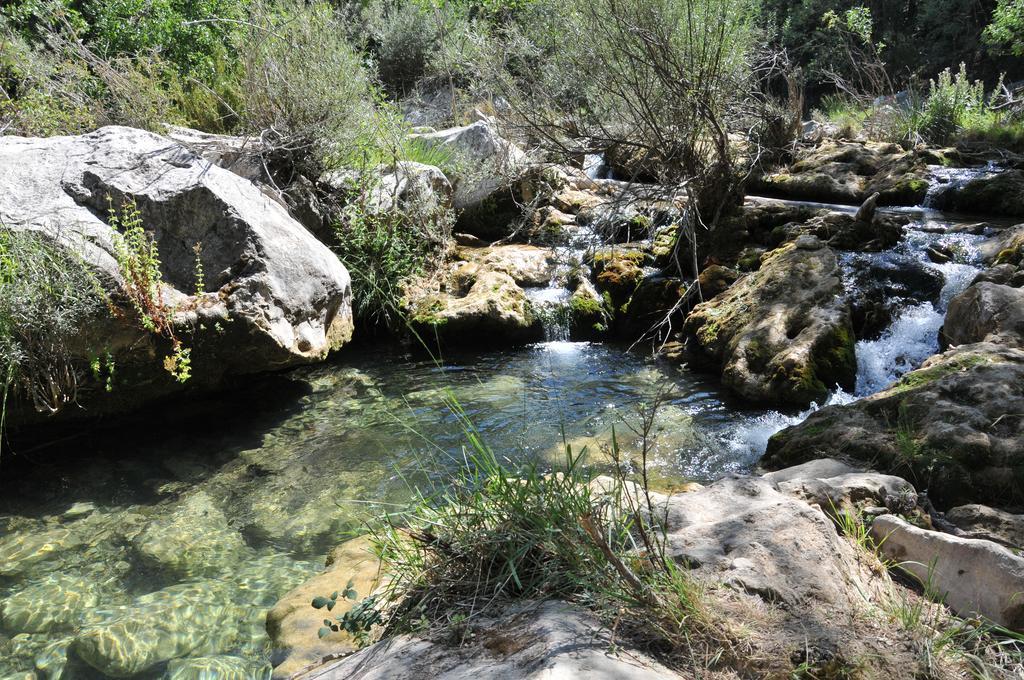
[853,226,984,395]
[923,162,1002,208]
[526,286,573,342]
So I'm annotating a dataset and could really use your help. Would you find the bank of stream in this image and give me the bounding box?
[0,202,997,679]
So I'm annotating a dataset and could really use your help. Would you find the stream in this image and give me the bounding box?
[0,205,992,679]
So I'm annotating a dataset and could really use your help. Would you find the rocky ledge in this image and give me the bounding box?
[0,126,353,424]
[276,459,1024,679]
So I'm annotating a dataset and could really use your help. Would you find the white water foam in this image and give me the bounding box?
[853,228,984,395]
[724,390,857,460]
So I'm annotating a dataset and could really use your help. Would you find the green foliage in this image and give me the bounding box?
[332,171,453,332]
[368,0,442,95]
[985,0,1024,56]
[0,228,103,418]
[80,0,248,81]
[108,198,192,383]
[368,394,721,660]
[312,581,382,645]
[237,0,388,174]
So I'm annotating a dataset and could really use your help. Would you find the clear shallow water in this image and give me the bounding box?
[0,342,786,679]
[0,209,994,679]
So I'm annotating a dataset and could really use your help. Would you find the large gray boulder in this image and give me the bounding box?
[871,514,1024,630]
[683,237,856,407]
[0,126,353,422]
[941,282,1024,348]
[410,121,529,239]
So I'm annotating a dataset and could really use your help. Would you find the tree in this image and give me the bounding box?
[985,0,1024,56]
[491,0,776,265]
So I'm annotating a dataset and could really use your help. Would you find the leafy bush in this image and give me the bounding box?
[331,171,454,331]
[236,0,388,174]
[985,0,1024,57]
[108,199,191,383]
[0,229,103,418]
[368,0,441,96]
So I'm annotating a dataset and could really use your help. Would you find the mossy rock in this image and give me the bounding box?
[684,241,856,407]
[765,342,1024,508]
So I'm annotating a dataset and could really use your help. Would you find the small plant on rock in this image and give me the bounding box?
[108,197,192,383]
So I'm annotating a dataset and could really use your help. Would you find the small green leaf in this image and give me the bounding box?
[326,599,336,611]
[330,591,339,600]
[311,596,331,609]
[324,619,333,627]
[317,627,331,639]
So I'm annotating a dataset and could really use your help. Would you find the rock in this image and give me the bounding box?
[683,241,856,407]
[942,282,1024,348]
[930,170,1024,217]
[752,141,930,207]
[979,224,1024,265]
[0,126,353,424]
[945,505,1024,550]
[410,122,529,238]
[567,278,609,339]
[0,527,85,577]
[655,475,925,674]
[761,458,858,484]
[854,191,879,223]
[592,249,644,308]
[267,537,381,679]
[71,580,263,677]
[166,656,272,680]
[773,211,905,252]
[410,270,542,346]
[132,492,249,578]
[765,342,1024,508]
[472,245,554,288]
[776,471,916,512]
[294,600,689,680]
[615,276,687,341]
[165,126,273,187]
[870,514,1024,629]
[0,574,101,634]
[323,162,452,217]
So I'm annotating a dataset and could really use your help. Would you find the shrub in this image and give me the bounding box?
[331,171,454,332]
[0,228,103,419]
[237,0,385,174]
[367,0,441,96]
[366,395,725,665]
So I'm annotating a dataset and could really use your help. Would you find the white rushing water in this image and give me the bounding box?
[923,161,1002,208]
[853,227,984,395]
[723,216,986,456]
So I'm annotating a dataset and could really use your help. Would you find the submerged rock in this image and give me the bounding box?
[132,492,249,579]
[0,574,101,634]
[166,655,272,680]
[683,239,856,407]
[70,580,262,677]
[765,341,1024,508]
[0,126,353,425]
